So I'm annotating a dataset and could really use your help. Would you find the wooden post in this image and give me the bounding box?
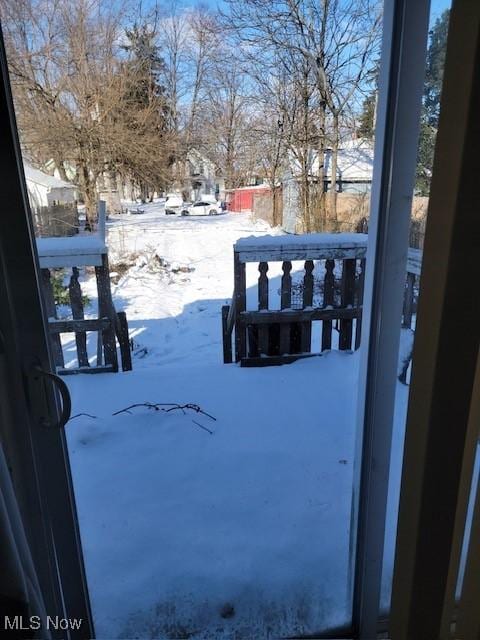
[322,259,335,350]
[40,268,64,368]
[233,251,247,362]
[95,253,118,371]
[69,267,89,367]
[402,271,416,328]
[116,311,132,371]
[97,200,106,243]
[339,258,356,350]
[355,258,366,350]
[222,305,232,364]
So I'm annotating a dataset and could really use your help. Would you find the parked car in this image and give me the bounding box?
[165,194,185,215]
[181,199,221,216]
[127,206,145,215]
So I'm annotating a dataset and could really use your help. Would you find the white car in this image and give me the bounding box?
[181,199,221,216]
[165,195,185,215]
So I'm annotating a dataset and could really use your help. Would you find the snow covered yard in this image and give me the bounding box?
[64,202,409,638]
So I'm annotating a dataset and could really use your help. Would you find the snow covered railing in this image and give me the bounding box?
[223,234,422,368]
[36,213,132,375]
[234,233,368,263]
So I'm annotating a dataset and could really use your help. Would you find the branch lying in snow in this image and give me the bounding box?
[68,404,216,434]
[191,420,214,435]
[111,402,216,434]
[112,402,216,421]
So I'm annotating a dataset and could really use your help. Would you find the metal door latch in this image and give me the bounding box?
[30,365,72,429]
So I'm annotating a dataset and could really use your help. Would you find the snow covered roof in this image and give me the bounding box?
[224,184,271,192]
[24,163,76,190]
[288,139,374,182]
[187,148,216,167]
[325,139,374,182]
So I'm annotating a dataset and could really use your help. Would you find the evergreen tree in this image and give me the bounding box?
[356,60,379,140]
[424,9,449,127]
[119,23,171,199]
[357,92,376,139]
[122,23,167,105]
[415,9,449,194]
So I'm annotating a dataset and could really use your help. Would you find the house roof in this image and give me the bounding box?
[324,139,374,182]
[288,139,374,182]
[24,163,75,190]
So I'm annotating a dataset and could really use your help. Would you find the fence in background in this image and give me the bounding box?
[33,202,79,237]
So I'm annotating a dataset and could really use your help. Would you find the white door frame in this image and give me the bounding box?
[352,0,431,637]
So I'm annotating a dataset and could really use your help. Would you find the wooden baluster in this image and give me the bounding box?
[258,261,270,355]
[403,272,416,328]
[339,258,356,350]
[69,267,89,367]
[355,258,366,350]
[95,253,118,371]
[279,260,292,354]
[300,260,314,353]
[40,268,64,368]
[116,311,132,371]
[322,259,335,350]
[258,262,269,309]
[234,251,247,362]
[222,305,232,364]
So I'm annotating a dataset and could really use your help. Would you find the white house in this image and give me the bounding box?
[172,149,222,201]
[282,139,375,233]
[324,139,374,193]
[24,163,78,210]
[285,138,374,193]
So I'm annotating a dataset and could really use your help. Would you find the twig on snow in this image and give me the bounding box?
[70,413,98,420]
[112,402,217,433]
[164,403,216,421]
[112,402,180,416]
[191,420,214,435]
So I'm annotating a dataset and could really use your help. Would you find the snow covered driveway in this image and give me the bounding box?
[65,203,408,638]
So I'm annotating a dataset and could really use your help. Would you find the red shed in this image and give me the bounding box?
[225,185,271,212]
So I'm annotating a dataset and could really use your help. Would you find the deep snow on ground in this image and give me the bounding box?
[64,202,409,638]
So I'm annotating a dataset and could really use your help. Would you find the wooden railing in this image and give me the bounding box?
[222,234,421,367]
[37,204,132,374]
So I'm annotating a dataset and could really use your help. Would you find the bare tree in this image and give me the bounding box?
[2,0,172,223]
[184,7,217,147]
[222,0,381,230]
[201,53,250,189]
[158,1,188,139]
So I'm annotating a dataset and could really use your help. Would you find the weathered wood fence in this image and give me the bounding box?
[222,234,421,367]
[37,203,132,374]
[33,202,79,238]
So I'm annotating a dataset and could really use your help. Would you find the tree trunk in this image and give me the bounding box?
[328,113,340,231]
[272,185,281,227]
[300,153,311,232]
[315,102,327,232]
[77,162,97,230]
